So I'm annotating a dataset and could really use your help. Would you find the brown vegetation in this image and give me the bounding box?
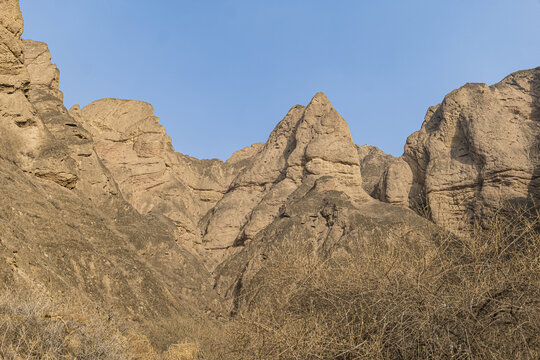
[0,207,538,360]
[0,288,128,359]
[0,289,200,359]
[209,206,540,359]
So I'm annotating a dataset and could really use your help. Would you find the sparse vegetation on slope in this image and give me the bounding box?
[0,288,202,359]
[207,206,539,359]
[0,288,128,359]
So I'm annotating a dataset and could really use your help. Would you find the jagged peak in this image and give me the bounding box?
[22,39,63,100]
[304,92,333,118]
[310,91,330,102]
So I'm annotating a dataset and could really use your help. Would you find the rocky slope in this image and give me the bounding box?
[0,0,218,348]
[1,0,539,353]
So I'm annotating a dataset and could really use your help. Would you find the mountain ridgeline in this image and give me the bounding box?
[0,0,539,358]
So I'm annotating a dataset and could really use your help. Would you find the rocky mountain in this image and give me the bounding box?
[69,98,263,248]
[365,70,540,230]
[0,1,218,348]
[1,0,538,355]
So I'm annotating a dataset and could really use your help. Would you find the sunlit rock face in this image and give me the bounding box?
[0,0,47,170]
[74,93,372,267]
[0,1,219,347]
[73,98,263,245]
[198,92,371,264]
[368,68,540,230]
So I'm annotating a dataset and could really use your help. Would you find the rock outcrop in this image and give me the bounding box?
[356,144,397,197]
[369,69,540,230]
[0,0,47,170]
[356,144,414,206]
[200,93,371,265]
[71,99,263,244]
[73,93,375,268]
[22,40,119,198]
[1,1,218,348]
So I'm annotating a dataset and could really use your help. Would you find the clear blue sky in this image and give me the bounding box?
[20,0,540,160]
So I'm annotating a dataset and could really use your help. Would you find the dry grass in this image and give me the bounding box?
[1,206,538,359]
[212,206,540,359]
[0,288,129,359]
[0,289,200,360]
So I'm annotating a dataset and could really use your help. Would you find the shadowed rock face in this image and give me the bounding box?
[356,145,397,197]
[394,69,539,230]
[358,69,540,230]
[213,179,438,312]
[356,144,414,206]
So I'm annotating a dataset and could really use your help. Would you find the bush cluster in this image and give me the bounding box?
[214,207,539,359]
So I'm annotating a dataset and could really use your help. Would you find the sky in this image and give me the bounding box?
[20,0,540,160]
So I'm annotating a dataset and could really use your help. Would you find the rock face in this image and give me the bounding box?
[0,1,218,348]
[73,93,374,268]
[0,0,46,170]
[357,69,540,230]
[356,144,397,197]
[356,144,414,206]
[71,99,263,243]
[371,69,540,230]
[200,93,371,264]
[22,40,119,199]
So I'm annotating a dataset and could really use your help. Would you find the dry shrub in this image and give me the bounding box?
[126,331,160,359]
[162,343,198,360]
[0,289,202,360]
[217,206,540,359]
[0,288,128,359]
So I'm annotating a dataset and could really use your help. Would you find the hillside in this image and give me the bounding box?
[0,1,538,358]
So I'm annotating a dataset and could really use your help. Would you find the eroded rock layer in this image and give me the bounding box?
[2,0,540,350]
[199,93,371,265]
[368,69,540,230]
[1,1,218,348]
[71,99,263,244]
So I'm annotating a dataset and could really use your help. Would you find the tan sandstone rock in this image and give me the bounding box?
[200,93,371,265]
[1,3,221,349]
[73,99,262,244]
[356,144,397,197]
[0,7,90,191]
[375,68,540,230]
[0,0,45,168]
[22,39,119,197]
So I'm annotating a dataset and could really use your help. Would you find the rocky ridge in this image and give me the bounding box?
[199,93,372,264]
[69,98,263,246]
[1,0,539,350]
[0,0,218,348]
